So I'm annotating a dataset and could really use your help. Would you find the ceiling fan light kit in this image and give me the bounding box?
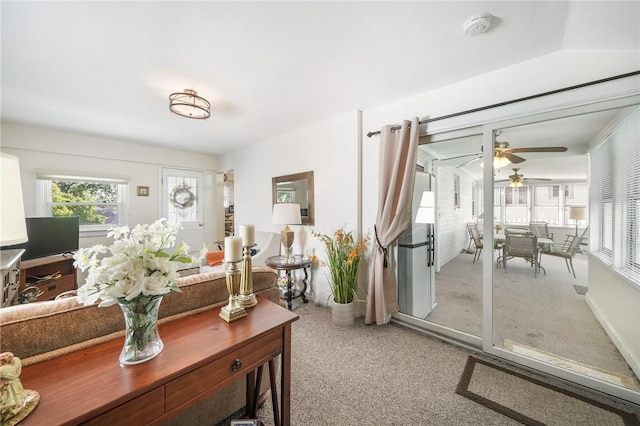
[494,155,511,169]
[169,89,211,120]
[478,154,511,169]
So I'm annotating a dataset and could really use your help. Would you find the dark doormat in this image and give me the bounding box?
[574,284,588,295]
[456,356,640,425]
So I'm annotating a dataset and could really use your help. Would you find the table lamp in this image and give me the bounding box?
[1,153,29,307]
[272,203,301,261]
[569,206,586,236]
[1,153,28,247]
[0,154,39,423]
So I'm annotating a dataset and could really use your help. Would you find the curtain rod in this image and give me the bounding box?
[366,70,640,138]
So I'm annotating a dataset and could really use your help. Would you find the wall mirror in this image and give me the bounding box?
[272,171,314,225]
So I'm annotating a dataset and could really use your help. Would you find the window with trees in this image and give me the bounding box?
[36,174,128,234]
[276,188,295,203]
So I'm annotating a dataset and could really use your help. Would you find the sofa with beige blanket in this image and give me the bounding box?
[0,267,280,425]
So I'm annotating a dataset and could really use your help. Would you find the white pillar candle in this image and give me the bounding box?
[240,224,255,247]
[224,236,243,262]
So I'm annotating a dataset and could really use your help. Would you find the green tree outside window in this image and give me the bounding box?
[52,181,119,225]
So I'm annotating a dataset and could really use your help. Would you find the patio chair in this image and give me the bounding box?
[504,226,531,235]
[469,223,483,263]
[466,222,476,252]
[543,229,586,278]
[529,221,554,241]
[502,232,541,277]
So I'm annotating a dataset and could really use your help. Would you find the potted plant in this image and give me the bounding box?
[314,227,369,326]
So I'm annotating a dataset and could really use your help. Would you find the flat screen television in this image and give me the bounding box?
[2,216,80,260]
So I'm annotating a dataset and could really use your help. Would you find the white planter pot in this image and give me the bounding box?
[331,301,354,326]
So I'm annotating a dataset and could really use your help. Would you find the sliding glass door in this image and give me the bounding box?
[393,91,640,404]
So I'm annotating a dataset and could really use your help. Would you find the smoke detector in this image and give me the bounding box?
[463,13,493,37]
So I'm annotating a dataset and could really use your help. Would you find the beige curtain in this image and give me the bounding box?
[365,117,419,325]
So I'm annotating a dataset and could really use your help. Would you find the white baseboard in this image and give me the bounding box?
[586,294,640,381]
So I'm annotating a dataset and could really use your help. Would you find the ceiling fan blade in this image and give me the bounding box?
[503,153,526,163]
[442,152,482,161]
[510,146,568,153]
[496,177,553,183]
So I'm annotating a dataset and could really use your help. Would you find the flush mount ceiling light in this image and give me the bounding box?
[463,13,493,37]
[169,89,211,119]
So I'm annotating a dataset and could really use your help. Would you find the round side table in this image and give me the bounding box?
[265,255,310,310]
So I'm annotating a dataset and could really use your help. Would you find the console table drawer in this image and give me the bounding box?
[166,328,282,412]
[84,386,165,425]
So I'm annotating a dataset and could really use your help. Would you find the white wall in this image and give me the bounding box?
[362,50,640,236]
[436,166,474,268]
[1,122,221,250]
[588,257,640,379]
[225,110,360,306]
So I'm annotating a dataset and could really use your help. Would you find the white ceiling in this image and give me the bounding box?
[1,1,639,155]
[423,107,627,181]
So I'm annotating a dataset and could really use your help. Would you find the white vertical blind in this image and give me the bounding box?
[590,107,640,282]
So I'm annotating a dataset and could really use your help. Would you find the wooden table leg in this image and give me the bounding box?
[281,324,292,426]
[246,370,256,418]
[246,366,263,418]
[268,358,280,426]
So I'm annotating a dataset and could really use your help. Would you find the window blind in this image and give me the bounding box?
[35,170,129,185]
[590,107,640,283]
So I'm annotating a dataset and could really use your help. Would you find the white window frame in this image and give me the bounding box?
[35,173,129,237]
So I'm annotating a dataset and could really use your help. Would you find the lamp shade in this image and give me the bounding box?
[272,203,301,225]
[569,206,587,221]
[494,155,512,169]
[477,212,497,220]
[479,155,512,169]
[1,153,28,246]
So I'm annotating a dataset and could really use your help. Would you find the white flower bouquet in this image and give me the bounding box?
[74,218,195,307]
[74,218,199,364]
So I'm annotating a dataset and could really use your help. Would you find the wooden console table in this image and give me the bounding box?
[19,297,298,425]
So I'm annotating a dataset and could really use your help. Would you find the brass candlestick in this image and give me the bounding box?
[238,245,258,308]
[219,260,247,323]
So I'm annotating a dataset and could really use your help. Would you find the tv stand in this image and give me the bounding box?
[19,254,77,302]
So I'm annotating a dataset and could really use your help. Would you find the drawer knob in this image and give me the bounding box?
[231,358,242,372]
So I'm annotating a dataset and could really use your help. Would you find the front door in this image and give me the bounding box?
[161,167,205,255]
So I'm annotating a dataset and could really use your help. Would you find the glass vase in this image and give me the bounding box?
[118,295,164,365]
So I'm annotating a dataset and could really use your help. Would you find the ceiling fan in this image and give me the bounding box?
[497,168,552,187]
[450,131,568,168]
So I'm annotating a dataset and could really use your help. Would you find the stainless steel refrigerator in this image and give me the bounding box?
[398,170,436,319]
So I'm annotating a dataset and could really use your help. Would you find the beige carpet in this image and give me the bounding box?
[218,303,640,425]
[456,356,640,426]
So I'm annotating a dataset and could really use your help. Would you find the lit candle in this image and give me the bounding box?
[240,224,255,247]
[224,236,243,262]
